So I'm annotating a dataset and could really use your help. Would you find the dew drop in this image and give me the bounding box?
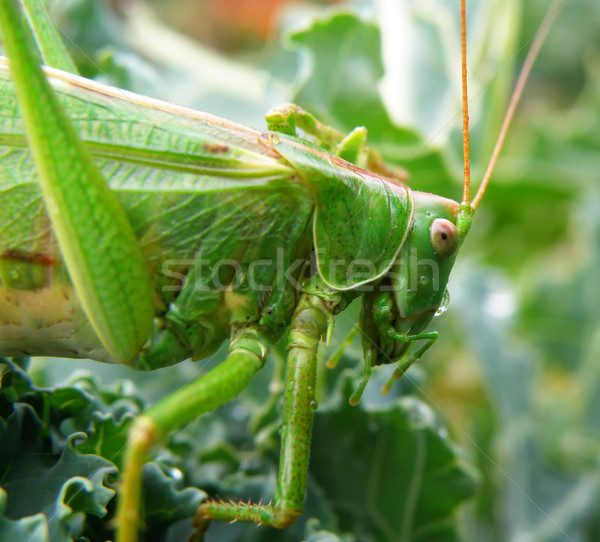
[434,289,450,317]
[258,131,280,145]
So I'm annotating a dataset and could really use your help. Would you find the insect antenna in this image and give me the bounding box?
[470,0,565,210]
[460,0,471,205]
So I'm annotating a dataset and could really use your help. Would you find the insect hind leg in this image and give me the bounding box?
[194,291,331,534]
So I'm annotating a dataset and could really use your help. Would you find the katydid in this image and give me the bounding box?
[0,0,557,540]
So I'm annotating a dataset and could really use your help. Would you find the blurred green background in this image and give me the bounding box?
[2,0,600,541]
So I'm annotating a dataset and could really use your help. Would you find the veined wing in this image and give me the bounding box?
[0,60,303,268]
[0,59,295,188]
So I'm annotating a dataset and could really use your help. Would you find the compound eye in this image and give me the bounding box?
[430,218,458,259]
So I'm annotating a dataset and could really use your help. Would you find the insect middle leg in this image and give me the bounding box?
[265,103,407,180]
[117,325,270,542]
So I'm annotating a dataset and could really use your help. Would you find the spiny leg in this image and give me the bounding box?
[194,292,331,533]
[117,325,270,542]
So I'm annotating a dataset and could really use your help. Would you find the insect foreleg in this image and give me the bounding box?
[380,329,438,396]
[348,348,374,406]
[387,331,438,371]
[355,289,439,401]
[194,290,332,532]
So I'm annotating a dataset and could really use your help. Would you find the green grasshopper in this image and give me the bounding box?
[0,0,556,540]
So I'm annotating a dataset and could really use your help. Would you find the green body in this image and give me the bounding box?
[0,1,467,540]
[0,63,458,370]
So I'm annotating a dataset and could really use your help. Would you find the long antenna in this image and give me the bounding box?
[471,0,564,210]
[461,0,471,204]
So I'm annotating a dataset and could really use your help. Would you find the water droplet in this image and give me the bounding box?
[259,131,280,145]
[309,400,319,411]
[434,289,450,316]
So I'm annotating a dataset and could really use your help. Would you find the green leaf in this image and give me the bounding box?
[0,402,116,542]
[309,375,479,542]
[288,12,420,151]
[284,11,458,200]
[0,489,49,542]
[142,462,205,524]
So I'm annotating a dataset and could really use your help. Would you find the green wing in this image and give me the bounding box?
[0,62,306,299]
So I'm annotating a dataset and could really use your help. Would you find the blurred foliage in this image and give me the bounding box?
[1,0,600,541]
